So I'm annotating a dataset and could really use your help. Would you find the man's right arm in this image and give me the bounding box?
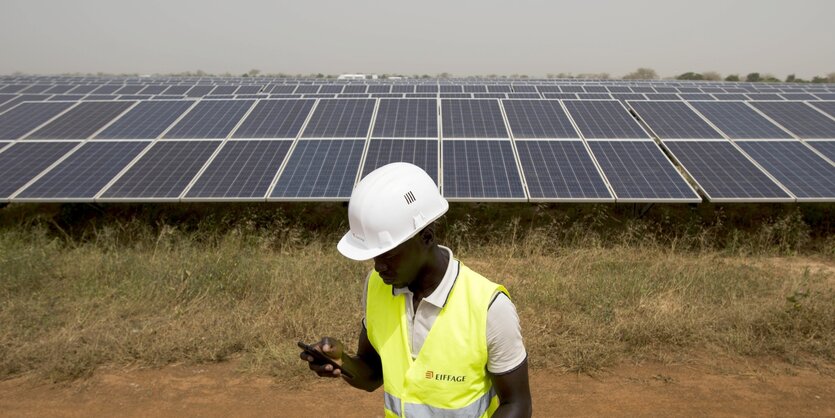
[302,325,383,392]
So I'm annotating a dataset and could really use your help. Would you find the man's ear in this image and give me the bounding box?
[419,223,436,247]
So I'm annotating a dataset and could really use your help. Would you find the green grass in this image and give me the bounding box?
[0,203,833,382]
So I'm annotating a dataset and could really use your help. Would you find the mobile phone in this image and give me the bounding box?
[298,341,354,379]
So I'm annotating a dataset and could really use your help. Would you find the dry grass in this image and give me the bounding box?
[0,203,833,382]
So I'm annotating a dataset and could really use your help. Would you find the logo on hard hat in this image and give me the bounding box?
[404,191,416,205]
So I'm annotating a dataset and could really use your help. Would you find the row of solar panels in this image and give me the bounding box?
[3,76,834,88]
[0,97,833,203]
[1,83,833,96]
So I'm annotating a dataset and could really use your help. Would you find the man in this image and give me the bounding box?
[301,162,531,417]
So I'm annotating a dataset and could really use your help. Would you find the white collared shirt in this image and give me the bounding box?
[363,246,527,374]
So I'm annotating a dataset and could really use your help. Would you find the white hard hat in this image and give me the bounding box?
[337,162,448,261]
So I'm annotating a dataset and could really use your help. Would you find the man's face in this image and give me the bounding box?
[373,235,426,289]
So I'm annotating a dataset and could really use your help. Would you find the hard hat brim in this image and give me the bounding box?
[337,231,396,261]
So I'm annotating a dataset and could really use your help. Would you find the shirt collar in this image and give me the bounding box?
[391,245,458,308]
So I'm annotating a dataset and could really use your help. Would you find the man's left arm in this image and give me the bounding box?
[486,293,532,417]
[491,358,532,418]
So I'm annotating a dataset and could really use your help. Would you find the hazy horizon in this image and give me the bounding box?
[2,0,833,80]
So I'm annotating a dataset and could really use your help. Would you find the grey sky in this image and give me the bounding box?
[1,0,833,78]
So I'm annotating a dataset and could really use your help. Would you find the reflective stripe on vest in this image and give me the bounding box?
[367,262,508,418]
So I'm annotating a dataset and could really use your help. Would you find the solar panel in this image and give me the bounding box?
[367,85,392,94]
[577,93,612,100]
[236,85,263,95]
[361,139,438,182]
[270,139,365,199]
[780,93,817,101]
[342,85,367,94]
[712,93,749,101]
[371,99,438,138]
[138,85,167,95]
[0,94,51,114]
[15,141,149,200]
[678,93,713,101]
[301,99,376,138]
[100,141,220,199]
[294,85,320,94]
[515,140,611,201]
[464,85,488,93]
[186,85,215,97]
[163,100,254,139]
[586,141,699,202]
[662,141,791,201]
[644,93,680,101]
[0,141,79,199]
[114,85,144,95]
[26,101,135,139]
[90,85,120,95]
[628,101,722,139]
[749,102,835,139]
[542,93,577,100]
[0,94,16,106]
[94,100,194,139]
[416,85,439,93]
[232,99,314,138]
[808,102,835,118]
[441,99,508,138]
[501,100,578,139]
[391,85,415,94]
[440,85,463,93]
[0,85,27,94]
[185,140,292,199]
[808,141,835,162]
[746,93,783,101]
[270,85,297,94]
[441,140,525,200]
[0,102,75,139]
[20,85,53,94]
[82,95,118,101]
[814,93,835,100]
[562,100,649,139]
[511,86,538,93]
[66,85,98,94]
[689,101,791,139]
[163,85,191,95]
[736,141,835,200]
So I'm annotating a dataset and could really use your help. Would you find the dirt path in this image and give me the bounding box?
[1,360,833,417]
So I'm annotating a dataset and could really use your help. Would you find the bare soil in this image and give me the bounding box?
[1,359,833,418]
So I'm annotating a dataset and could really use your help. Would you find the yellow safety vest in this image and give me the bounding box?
[366,262,508,418]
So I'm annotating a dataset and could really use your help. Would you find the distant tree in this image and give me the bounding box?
[785,74,796,82]
[761,74,780,82]
[438,72,452,79]
[745,72,761,82]
[725,74,740,82]
[247,69,261,77]
[702,71,722,81]
[812,76,828,83]
[315,73,325,78]
[677,72,704,80]
[622,68,658,80]
[828,72,835,83]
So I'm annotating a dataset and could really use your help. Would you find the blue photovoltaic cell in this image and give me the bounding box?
[270,85,297,94]
[542,93,577,100]
[0,94,17,106]
[212,85,239,95]
[612,93,646,102]
[689,101,791,139]
[186,140,292,198]
[644,93,680,101]
[516,140,611,200]
[101,141,219,198]
[736,141,835,199]
[583,86,608,93]
[587,141,699,201]
[164,100,254,139]
[441,99,508,138]
[678,93,713,101]
[361,139,438,182]
[16,141,149,199]
[663,141,791,200]
[808,102,835,118]
[442,140,525,199]
[464,85,488,93]
[502,100,578,139]
[562,100,649,139]
[372,99,438,138]
[271,140,365,199]
[343,85,368,94]
[233,99,314,138]
[808,141,835,162]
[391,85,415,93]
[512,86,538,93]
[578,93,612,100]
[746,94,783,101]
[301,99,376,138]
[0,85,27,94]
[140,85,168,95]
[90,85,120,94]
[0,102,75,139]
[114,85,144,95]
[629,101,722,139]
[750,102,835,139]
[319,85,343,94]
[814,93,835,100]
[95,100,195,139]
[66,85,97,94]
[561,86,584,93]
[27,101,135,139]
[781,93,817,100]
[0,141,78,198]
[416,85,439,93]
[487,85,512,93]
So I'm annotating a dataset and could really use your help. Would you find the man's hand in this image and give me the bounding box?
[300,337,345,378]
